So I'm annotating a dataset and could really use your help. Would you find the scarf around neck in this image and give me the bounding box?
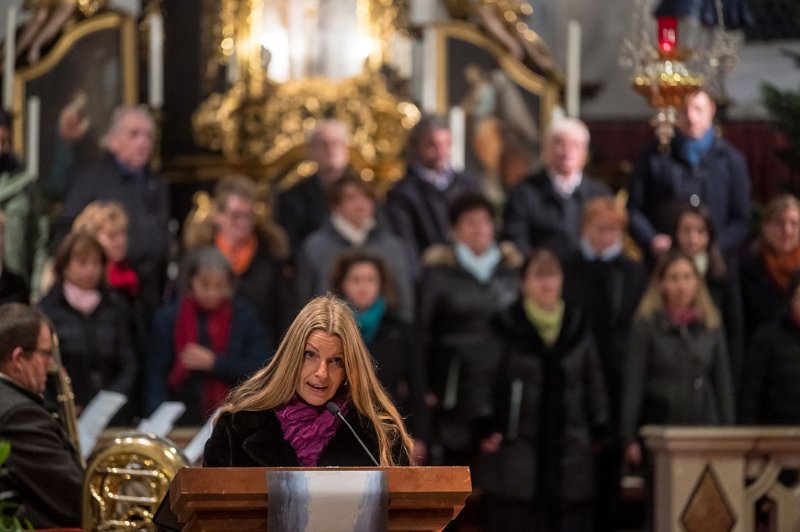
[455,242,501,283]
[62,280,102,316]
[107,260,140,297]
[353,297,386,344]
[579,237,622,262]
[677,128,714,168]
[523,297,565,346]
[330,213,376,247]
[762,244,800,291]
[168,296,233,417]
[275,394,350,466]
[215,232,258,275]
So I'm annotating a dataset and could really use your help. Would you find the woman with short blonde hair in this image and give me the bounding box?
[205,294,413,467]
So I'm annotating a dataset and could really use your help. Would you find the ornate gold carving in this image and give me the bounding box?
[193,0,419,186]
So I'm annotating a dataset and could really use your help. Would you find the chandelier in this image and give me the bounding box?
[620,0,739,150]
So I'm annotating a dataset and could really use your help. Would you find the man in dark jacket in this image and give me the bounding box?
[56,105,170,312]
[627,89,751,259]
[386,114,481,278]
[0,303,83,528]
[503,117,612,261]
[276,120,353,255]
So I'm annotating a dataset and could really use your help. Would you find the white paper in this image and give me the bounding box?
[77,390,127,458]
[136,401,185,437]
[183,408,220,465]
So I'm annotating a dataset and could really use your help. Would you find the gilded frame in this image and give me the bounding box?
[11,12,137,166]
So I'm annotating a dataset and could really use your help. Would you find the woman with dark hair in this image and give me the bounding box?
[622,250,735,467]
[203,294,413,467]
[38,231,137,413]
[671,202,744,381]
[741,194,800,342]
[740,270,800,424]
[146,246,269,425]
[479,248,608,532]
[330,252,430,463]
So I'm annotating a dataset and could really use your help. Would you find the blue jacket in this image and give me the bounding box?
[628,136,751,255]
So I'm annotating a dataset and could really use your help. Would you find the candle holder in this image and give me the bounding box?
[620,0,738,151]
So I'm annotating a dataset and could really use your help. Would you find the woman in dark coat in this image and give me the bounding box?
[203,294,413,467]
[740,271,800,424]
[146,246,269,425]
[671,202,744,382]
[741,194,800,344]
[38,231,137,413]
[479,248,609,532]
[622,251,735,467]
[330,251,431,462]
[418,192,522,465]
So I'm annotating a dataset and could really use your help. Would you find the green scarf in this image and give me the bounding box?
[523,297,565,346]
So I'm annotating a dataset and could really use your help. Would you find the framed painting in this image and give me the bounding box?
[11,12,137,198]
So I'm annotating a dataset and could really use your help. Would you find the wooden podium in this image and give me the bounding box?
[164,466,471,531]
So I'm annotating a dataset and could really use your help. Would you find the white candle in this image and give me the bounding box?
[26,96,39,178]
[3,7,16,111]
[421,26,437,113]
[449,106,465,173]
[148,11,163,109]
[566,19,581,118]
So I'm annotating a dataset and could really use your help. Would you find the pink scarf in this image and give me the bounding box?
[666,306,698,327]
[275,394,350,466]
[62,281,101,316]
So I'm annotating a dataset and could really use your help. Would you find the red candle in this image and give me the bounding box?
[657,17,678,53]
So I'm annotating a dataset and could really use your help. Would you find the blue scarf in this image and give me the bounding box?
[353,297,386,344]
[676,128,715,168]
[455,242,502,283]
[579,237,623,262]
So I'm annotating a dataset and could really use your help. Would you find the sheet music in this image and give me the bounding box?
[77,390,127,458]
[183,408,220,465]
[137,401,186,437]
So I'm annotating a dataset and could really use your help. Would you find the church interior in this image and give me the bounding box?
[1,0,800,530]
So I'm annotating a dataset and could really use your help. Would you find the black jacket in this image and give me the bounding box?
[203,407,409,467]
[478,300,608,504]
[418,243,522,451]
[740,314,800,424]
[368,312,431,441]
[38,283,138,409]
[0,378,83,528]
[562,253,648,427]
[385,167,480,278]
[740,250,787,344]
[503,170,612,260]
[276,173,329,255]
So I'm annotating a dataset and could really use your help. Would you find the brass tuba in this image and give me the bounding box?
[82,432,188,531]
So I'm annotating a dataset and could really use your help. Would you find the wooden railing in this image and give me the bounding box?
[642,426,800,532]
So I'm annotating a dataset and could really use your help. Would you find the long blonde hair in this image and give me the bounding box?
[219,294,413,465]
[635,250,721,329]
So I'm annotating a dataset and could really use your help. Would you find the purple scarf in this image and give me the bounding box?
[275,395,350,466]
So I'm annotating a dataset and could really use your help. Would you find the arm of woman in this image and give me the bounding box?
[211,301,270,383]
[711,328,736,425]
[145,305,177,416]
[620,318,652,460]
[202,412,235,467]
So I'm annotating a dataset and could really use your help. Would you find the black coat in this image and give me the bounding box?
[478,300,608,504]
[368,313,431,441]
[562,253,648,428]
[276,173,329,255]
[203,407,409,467]
[628,136,751,255]
[740,314,800,424]
[740,251,788,344]
[0,267,28,305]
[418,243,521,451]
[385,167,480,278]
[38,283,138,409]
[0,379,83,528]
[503,170,612,260]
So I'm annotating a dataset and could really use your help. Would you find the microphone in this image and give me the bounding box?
[326,401,379,466]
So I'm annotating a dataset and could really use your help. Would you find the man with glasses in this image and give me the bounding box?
[0,303,83,527]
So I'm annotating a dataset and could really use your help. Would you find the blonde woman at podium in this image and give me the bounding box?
[203,294,413,467]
